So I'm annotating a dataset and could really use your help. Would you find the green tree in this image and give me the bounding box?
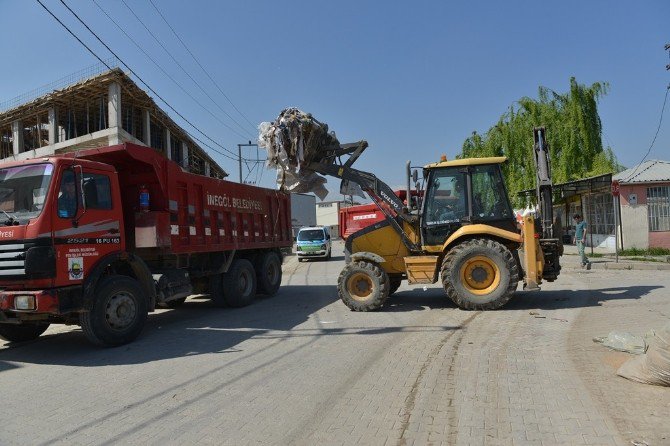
[458,78,622,207]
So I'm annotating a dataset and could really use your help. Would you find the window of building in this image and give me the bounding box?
[22,112,49,151]
[150,119,165,152]
[57,95,108,141]
[121,104,144,142]
[648,186,670,232]
[583,193,614,235]
[170,136,183,165]
[0,125,13,158]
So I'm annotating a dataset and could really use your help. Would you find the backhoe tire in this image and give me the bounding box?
[255,252,282,296]
[222,259,257,308]
[0,323,49,343]
[338,260,389,311]
[80,276,148,347]
[388,277,402,296]
[442,238,519,311]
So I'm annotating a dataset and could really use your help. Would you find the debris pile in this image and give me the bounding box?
[258,108,340,200]
[617,322,670,387]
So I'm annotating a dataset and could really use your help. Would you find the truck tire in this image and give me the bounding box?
[256,252,282,296]
[338,260,389,311]
[441,238,519,311]
[80,275,148,347]
[222,259,257,307]
[389,277,402,296]
[0,323,49,343]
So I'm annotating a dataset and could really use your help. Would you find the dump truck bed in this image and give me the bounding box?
[76,143,292,254]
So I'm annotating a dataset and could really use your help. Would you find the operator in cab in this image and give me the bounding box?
[58,170,77,218]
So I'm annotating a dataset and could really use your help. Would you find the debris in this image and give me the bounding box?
[551,317,569,322]
[529,311,539,315]
[258,108,341,199]
[618,322,670,387]
[593,331,647,355]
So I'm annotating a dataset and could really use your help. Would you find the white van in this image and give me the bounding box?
[296,226,331,261]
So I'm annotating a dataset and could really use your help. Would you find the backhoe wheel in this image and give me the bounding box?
[222,259,257,308]
[80,276,148,347]
[388,277,402,296]
[0,323,50,343]
[255,252,282,296]
[338,260,389,311]
[442,238,519,311]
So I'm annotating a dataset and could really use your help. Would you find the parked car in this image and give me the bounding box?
[296,226,331,261]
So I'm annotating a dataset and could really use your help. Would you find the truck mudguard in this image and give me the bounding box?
[82,251,156,311]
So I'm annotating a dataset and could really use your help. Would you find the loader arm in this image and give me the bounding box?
[305,140,420,252]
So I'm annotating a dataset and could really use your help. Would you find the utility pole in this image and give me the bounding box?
[237,140,259,184]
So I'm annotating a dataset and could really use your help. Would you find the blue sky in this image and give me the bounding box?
[1,1,668,196]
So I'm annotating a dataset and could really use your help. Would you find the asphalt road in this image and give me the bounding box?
[1,240,668,445]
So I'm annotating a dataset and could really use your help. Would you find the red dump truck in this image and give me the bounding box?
[339,190,419,239]
[0,143,291,346]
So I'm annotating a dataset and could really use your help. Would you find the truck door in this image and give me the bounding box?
[421,167,468,247]
[52,166,123,287]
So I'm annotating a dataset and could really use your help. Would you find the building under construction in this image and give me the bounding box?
[0,65,226,178]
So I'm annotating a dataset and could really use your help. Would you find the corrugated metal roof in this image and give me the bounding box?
[613,159,670,183]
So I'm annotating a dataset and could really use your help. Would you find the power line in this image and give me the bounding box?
[147,0,259,134]
[624,84,669,181]
[45,0,245,164]
[119,0,255,140]
[91,0,250,142]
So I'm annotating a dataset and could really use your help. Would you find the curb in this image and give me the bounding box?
[562,262,670,271]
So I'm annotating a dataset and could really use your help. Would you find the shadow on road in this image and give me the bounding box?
[509,285,662,310]
[0,284,340,367]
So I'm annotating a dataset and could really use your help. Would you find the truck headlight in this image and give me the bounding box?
[14,295,36,310]
[320,244,326,250]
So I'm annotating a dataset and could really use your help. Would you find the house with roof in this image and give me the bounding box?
[613,159,670,249]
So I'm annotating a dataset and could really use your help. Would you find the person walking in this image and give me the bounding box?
[573,213,591,269]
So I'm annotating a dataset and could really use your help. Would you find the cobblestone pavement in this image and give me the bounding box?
[0,242,668,445]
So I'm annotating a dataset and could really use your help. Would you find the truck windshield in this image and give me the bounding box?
[0,163,53,224]
[297,229,325,242]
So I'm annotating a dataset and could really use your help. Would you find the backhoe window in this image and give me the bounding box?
[471,165,512,220]
[0,163,53,224]
[424,168,467,225]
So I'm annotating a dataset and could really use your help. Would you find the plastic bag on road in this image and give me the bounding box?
[617,322,670,387]
[593,331,647,355]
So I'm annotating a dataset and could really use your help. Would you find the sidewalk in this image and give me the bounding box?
[562,244,670,271]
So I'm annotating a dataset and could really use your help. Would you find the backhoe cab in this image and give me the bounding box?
[339,156,525,311]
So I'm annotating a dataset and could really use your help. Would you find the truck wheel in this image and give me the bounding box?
[80,276,148,347]
[256,252,282,296]
[0,323,49,343]
[222,259,257,307]
[388,277,402,296]
[338,260,389,311]
[441,238,519,310]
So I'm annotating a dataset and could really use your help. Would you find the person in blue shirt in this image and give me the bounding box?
[58,171,77,218]
[573,213,591,269]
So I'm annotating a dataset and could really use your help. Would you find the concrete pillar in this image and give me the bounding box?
[181,141,189,170]
[107,82,122,129]
[205,161,211,177]
[143,109,151,146]
[48,107,57,145]
[11,121,22,155]
[165,128,171,159]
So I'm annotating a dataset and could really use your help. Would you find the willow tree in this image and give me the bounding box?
[458,77,622,206]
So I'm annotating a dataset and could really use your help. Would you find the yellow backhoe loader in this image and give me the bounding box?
[305,127,562,311]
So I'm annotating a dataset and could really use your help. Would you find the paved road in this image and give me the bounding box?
[1,241,668,445]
